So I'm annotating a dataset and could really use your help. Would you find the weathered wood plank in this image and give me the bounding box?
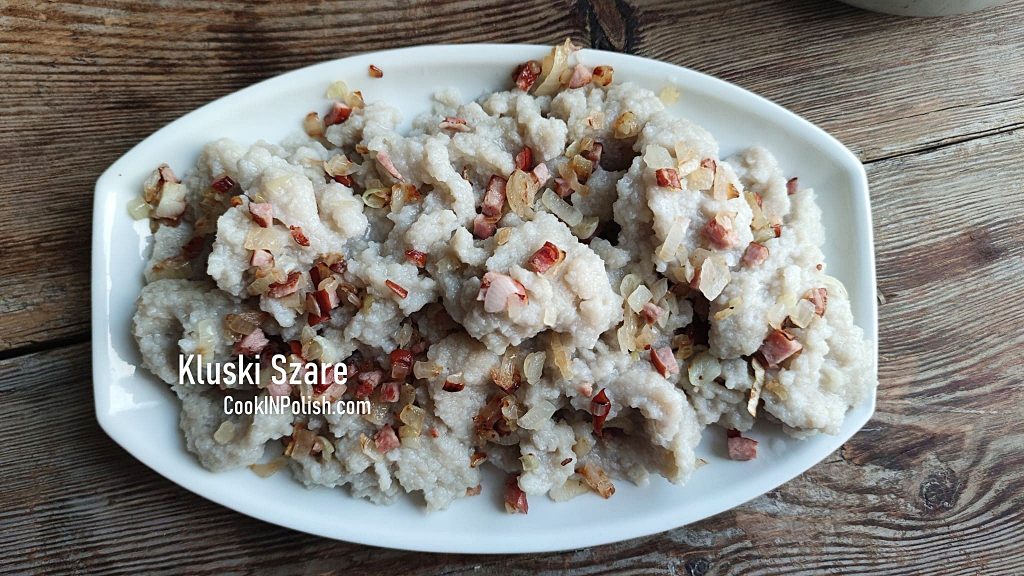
[628,0,1024,161]
[2,127,1022,574]
[1,0,1023,351]
[2,1,1023,572]
[0,0,582,352]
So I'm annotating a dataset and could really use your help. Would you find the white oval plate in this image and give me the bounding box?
[92,44,877,553]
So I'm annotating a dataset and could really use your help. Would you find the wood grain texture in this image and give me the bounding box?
[3,132,1023,576]
[1,0,1023,351]
[629,0,1024,161]
[1,0,1023,573]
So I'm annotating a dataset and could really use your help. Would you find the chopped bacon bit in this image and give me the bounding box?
[701,158,717,174]
[526,241,566,273]
[210,174,236,193]
[355,370,383,399]
[466,485,482,497]
[248,203,273,228]
[374,425,400,453]
[267,271,302,298]
[233,327,269,356]
[440,116,469,132]
[703,213,739,249]
[308,261,332,288]
[332,173,353,187]
[324,102,352,126]
[514,60,542,92]
[727,429,758,461]
[289,226,310,247]
[313,287,340,316]
[477,271,528,313]
[428,427,439,438]
[650,346,679,377]
[288,340,304,358]
[640,302,664,325]
[553,177,572,197]
[368,64,383,78]
[144,165,186,221]
[742,242,769,267]
[590,388,611,438]
[442,378,465,392]
[591,65,614,86]
[311,383,329,397]
[474,395,514,441]
[473,213,498,239]
[470,451,487,467]
[655,168,682,189]
[379,380,400,403]
[805,288,828,317]
[531,162,550,185]
[328,258,348,274]
[560,457,573,466]
[772,223,783,238]
[567,64,592,88]
[758,329,803,368]
[267,381,291,397]
[181,236,204,261]
[787,177,799,195]
[504,475,529,514]
[404,249,427,268]
[323,101,356,126]
[390,349,413,380]
[385,279,408,299]
[482,175,507,217]
[581,142,603,166]
[321,371,347,398]
[307,310,330,327]
[375,150,404,181]
[514,148,534,171]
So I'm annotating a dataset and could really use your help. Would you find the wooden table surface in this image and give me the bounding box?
[2,1,1023,574]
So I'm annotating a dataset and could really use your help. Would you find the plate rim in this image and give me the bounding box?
[91,43,877,553]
